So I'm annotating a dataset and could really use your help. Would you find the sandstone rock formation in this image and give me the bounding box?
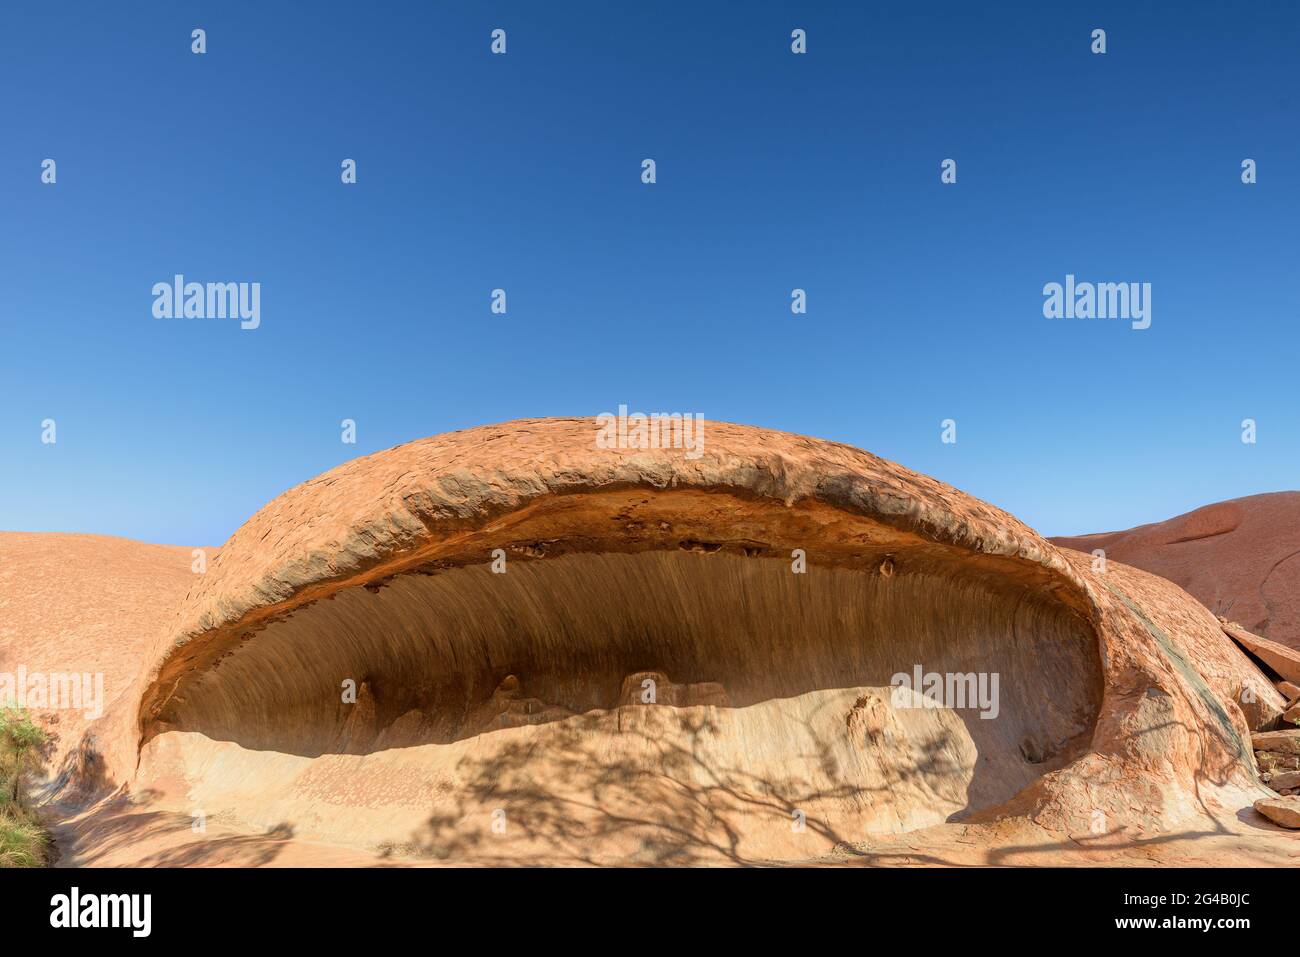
[0,533,199,803]
[1254,796,1300,829]
[5,419,1299,865]
[1052,493,1300,652]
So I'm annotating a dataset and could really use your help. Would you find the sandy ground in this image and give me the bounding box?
[43,792,1299,868]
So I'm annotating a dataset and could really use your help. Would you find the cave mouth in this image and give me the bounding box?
[146,544,1103,769]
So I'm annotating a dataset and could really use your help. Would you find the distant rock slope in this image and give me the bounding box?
[0,533,198,798]
[1052,492,1300,653]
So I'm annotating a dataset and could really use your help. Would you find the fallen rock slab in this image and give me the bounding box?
[1266,770,1300,791]
[1224,624,1300,684]
[1254,796,1300,829]
[1253,729,1300,754]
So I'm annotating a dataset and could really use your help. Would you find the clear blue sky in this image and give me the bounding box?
[3,1,1297,546]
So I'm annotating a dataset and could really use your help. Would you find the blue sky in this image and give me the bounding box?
[3,1,1297,546]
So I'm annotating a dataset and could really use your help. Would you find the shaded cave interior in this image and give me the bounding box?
[141,491,1105,802]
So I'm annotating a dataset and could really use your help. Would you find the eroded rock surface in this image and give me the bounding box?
[3,419,1295,865]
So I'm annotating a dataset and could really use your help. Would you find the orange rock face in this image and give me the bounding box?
[0,533,199,801]
[5,419,1298,865]
[1052,493,1300,653]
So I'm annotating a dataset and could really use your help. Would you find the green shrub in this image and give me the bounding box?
[0,705,47,805]
[0,706,51,867]
[0,804,48,867]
